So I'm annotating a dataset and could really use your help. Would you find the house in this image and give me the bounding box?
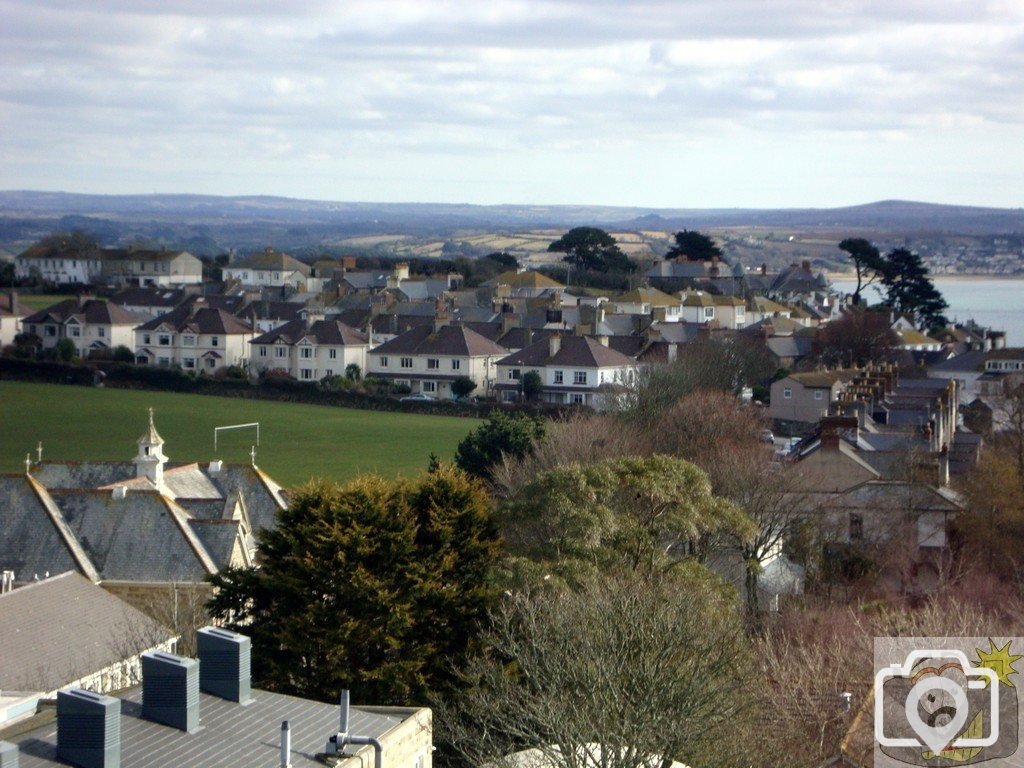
[0,410,287,616]
[679,290,747,328]
[15,248,103,284]
[927,347,1024,405]
[769,370,858,429]
[484,268,565,298]
[0,572,176,697]
[250,318,369,381]
[134,301,255,372]
[610,287,681,321]
[0,627,433,768]
[493,333,640,409]
[109,287,193,317]
[99,248,203,287]
[366,322,509,398]
[0,291,26,347]
[222,248,311,288]
[21,299,148,356]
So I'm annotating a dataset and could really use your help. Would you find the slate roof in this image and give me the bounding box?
[485,270,565,289]
[22,299,147,327]
[110,287,190,311]
[3,687,410,768]
[228,250,310,275]
[613,287,678,306]
[101,248,193,263]
[787,371,858,388]
[0,572,173,693]
[370,323,508,357]
[0,475,80,579]
[497,335,635,368]
[137,304,253,335]
[251,319,369,347]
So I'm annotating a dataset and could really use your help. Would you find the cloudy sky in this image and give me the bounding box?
[2,0,1022,208]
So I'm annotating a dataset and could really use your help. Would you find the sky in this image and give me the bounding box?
[1,0,1022,209]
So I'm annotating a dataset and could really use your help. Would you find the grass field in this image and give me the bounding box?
[17,294,76,311]
[0,381,479,487]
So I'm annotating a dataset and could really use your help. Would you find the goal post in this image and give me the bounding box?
[213,422,260,452]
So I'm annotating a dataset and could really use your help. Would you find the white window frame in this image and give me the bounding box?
[573,371,587,385]
[783,387,792,399]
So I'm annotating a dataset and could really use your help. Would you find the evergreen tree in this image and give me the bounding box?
[547,227,635,274]
[454,411,546,481]
[837,237,885,306]
[879,247,949,329]
[665,229,723,262]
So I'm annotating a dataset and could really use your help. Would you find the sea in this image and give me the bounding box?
[829,277,1024,346]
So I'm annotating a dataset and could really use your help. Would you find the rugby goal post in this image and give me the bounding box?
[214,422,260,452]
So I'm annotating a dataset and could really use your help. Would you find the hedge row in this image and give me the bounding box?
[0,357,577,419]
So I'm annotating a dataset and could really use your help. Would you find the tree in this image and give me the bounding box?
[439,570,756,768]
[665,229,723,262]
[485,251,519,269]
[878,247,948,329]
[812,307,900,367]
[547,227,635,274]
[53,337,77,362]
[454,412,546,481]
[345,363,361,381]
[499,454,752,585]
[35,230,100,259]
[0,262,14,287]
[520,370,542,401]
[837,238,885,306]
[451,375,477,399]
[111,345,135,363]
[207,469,500,703]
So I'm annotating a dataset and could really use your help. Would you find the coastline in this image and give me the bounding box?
[825,272,1024,283]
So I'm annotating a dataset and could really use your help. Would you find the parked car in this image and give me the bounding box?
[400,393,436,403]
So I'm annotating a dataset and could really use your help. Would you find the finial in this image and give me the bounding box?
[148,406,155,426]
[25,453,31,475]
[250,445,257,467]
[37,441,43,463]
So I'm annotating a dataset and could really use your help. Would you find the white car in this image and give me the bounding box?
[399,393,436,403]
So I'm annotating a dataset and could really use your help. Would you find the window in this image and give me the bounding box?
[143,333,151,344]
[379,356,389,367]
[210,336,220,347]
[183,357,195,369]
[849,513,864,542]
[814,390,824,401]
[69,326,81,337]
[422,381,436,393]
[703,306,715,319]
[400,357,413,369]
[508,368,521,380]
[451,359,461,370]
[182,335,196,346]
[275,346,287,358]
[300,347,313,359]
[158,334,171,346]
[427,358,440,370]
[554,370,564,384]
[783,387,792,399]
[301,369,314,380]
[158,356,172,366]
[259,347,267,357]
[45,326,57,337]
[329,349,337,360]
[97,327,105,338]
[573,371,588,385]
[571,393,585,404]
[207,358,215,370]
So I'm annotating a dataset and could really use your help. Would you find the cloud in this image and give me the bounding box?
[0,0,1021,206]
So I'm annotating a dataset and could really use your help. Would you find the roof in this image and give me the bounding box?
[497,335,636,368]
[614,287,678,307]
[786,370,858,388]
[227,249,310,275]
[370,323,509,357]
[3,687,411,768]
[485,270,564,290]
[137,304,254,335]
[0,572,173,693]
[110,287,189,310]
[100,248,194,263]
[894,327,941,346]
[22,299,148,327]
[252,319,369,347]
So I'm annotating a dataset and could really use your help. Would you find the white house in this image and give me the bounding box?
[367,322,509,398]
[494,333,641,409]
[134,302,255,372]
[100,248,203,287]
[222,248,311,288]
[610,287,682,321]
[250,318,369,381]
[15,250,102,284]
[680,290,748,328]
[21,298,147,355]
[0,291,26,347]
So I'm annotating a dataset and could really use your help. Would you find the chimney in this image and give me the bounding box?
[939,445,950,486]
[280,722,292,768]
[597,335,609,347]
[820,415,858,451]
[549,334,562,358]
[0,741,19,768]
[111,486,127,500]
[208,460,223,474]
[141,651,200,732]
[501,311,520,336]
[57,689,120,768]
[394,262,410,281]
[760,263,767,276]
[196,626,252,703]
[802,260,811,272]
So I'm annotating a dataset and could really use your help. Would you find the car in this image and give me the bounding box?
[759,429,776,444]
[399,393,436,403]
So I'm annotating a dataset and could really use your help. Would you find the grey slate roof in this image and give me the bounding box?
[497,335,635,368]
[0,476,80,579]
[370,323,509,357]
[137,304,253,335]
[22,299,147,327]
[0,572,173,693]
[251,319,368,347]
[4,687,408,768]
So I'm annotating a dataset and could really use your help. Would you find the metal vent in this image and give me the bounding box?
[56,689,120,768]
[141,651,200,732]
[0,740,19,768]
[196,626,251,703]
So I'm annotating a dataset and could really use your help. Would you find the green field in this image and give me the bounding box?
[0,381,479,487]
[17,294,76,311]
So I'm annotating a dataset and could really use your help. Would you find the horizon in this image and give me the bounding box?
[2,2,1022,210]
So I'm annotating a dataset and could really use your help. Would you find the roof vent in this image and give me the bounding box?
[111,487,127,500]
[141,651,200,732]
[56,688,120,768]
[208,460,223,473]
[0,741,19,768]
[196,626,251,703]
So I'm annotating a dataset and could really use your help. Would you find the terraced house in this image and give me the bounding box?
[99,247,203,287]
[250,318,369,381]
[134,301,255,372]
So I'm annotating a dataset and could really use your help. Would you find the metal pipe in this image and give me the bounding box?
[345,735,383,768]
[340,689,350,736]
[281,721,291,768]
